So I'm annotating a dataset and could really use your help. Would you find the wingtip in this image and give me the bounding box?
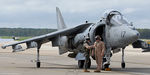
[1,46,6,49]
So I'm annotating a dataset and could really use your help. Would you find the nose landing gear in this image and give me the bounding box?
[121,47,126,69]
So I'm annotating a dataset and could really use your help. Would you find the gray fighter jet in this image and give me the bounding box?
[1,7,139,69]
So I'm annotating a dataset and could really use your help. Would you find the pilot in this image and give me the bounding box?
[94,35,105,72]
[83,37,93,72]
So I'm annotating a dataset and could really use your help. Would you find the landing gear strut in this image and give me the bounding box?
[103,48,111,70]
[121,48,126,68]
[36,47,40,68]
[36,42,42,68]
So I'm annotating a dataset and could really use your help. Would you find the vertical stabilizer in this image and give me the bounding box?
[56,7,67,30]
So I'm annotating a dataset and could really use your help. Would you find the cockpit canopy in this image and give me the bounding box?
[104,10,130,26]
[110,14,129,26]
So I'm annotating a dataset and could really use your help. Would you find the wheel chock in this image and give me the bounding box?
[105,68,111,71]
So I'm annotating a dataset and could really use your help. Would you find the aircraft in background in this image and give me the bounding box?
[1,7,139,70]
[132,39,150,52]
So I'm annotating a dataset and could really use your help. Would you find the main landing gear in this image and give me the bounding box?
[78,59,91,69]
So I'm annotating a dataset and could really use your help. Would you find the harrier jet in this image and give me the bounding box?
[1,7,139,70]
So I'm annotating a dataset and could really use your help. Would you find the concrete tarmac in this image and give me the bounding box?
[0,41,150,75]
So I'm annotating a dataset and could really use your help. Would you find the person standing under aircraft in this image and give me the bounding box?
[83,37,93,72]
[94,35,105,72]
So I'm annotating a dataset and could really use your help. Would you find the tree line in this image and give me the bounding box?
[0,28,57,37]
[0,28,150,39]
[137,29,150,39]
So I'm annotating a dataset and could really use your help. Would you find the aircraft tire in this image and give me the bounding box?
[78,60,84,68]
[37,62,41,68]
[87,59,91,68]
[102,64,110,70]
[121,62,125,68]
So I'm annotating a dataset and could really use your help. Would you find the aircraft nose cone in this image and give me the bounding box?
[136,32,140,37]
[119,30,140,47]
[132,32,140,38]
[126,31,140,42]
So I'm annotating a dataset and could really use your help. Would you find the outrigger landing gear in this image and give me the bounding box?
[37,61,41,68]
[36,42,42,68]
[36,47,40,68]
[121,48,126,68]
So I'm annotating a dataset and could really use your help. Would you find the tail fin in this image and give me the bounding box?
[56,7,67,30]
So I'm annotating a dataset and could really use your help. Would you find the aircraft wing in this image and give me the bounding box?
[1,23,92,51]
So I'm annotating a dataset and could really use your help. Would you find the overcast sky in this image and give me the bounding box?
[0,0,149,29]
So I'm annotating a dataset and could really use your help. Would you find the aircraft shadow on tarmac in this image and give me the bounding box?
[16,62,97,70]
[16,62,150,74]
[17,67,150,74]
[17,62,78,70]
[112,68,150,74]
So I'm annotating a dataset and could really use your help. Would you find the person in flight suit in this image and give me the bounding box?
[94,35,105,72]
[83,37,93,72]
